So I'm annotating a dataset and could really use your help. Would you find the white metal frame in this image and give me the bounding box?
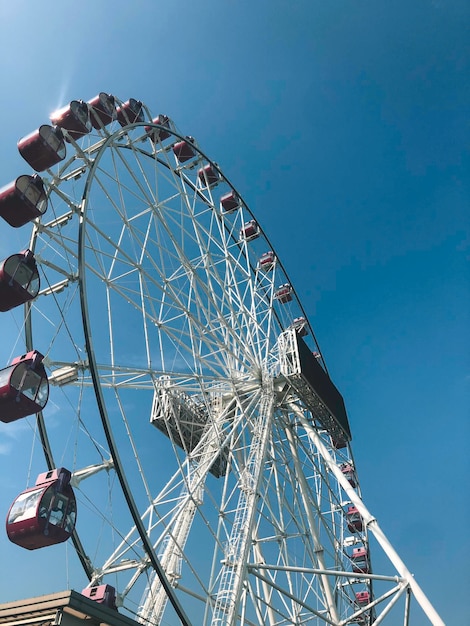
[11,96,445,626]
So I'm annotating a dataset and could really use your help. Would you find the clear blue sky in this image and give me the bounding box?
[0,1,468,624]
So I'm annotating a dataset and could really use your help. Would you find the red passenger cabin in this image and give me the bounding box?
[258,251,275,271]
[0,175,48,228]
[291,317,308,337]
[50,101,92,141]
[346,506,364,533]
[220,190,240,213]
[351,547,369,573]
[240,220,259,241]
[6,467,76,550]
[0,351,49,423]
[340,463,357,487]
[145,115,171,142]
[355,591,370,606]
[87,93,116,128]
[0,250,40,311]
[116,99,144,127]
[274,283,293,303]
[173,137,196,163]
[81,585,117,610]
[198,163,220,188]
[18,125,66,171]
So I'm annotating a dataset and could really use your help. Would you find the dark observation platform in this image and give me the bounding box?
[151,377,228,478]
[279,329,351,444]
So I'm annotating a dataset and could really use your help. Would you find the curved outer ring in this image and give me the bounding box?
[77,126,192,626]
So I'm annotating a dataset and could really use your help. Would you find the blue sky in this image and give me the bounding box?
[0,1,468,624]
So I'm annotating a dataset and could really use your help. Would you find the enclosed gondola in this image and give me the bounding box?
[198,163,220,188]
[341,463,357,487]
[351,546,370,573]
[18,125,66,171]
[291,316,309,337]
[346,506,364,533]
[0,175,48,227]
[145,114,171,142]
[50,100,92,141]
[81,585,117,610]
[6,467,76,550]
[240,219,260,241]
[173,136,196,163]
[220,190,240,213]
[116,99,144,127]
[0,350,49,423]
[274,283,293,303]
[87,93,116,129]
[0,249,40,312]
[258,250,275,271]
[355,591,370,607]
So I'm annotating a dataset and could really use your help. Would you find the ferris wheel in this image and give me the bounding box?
[0,94,444,626]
